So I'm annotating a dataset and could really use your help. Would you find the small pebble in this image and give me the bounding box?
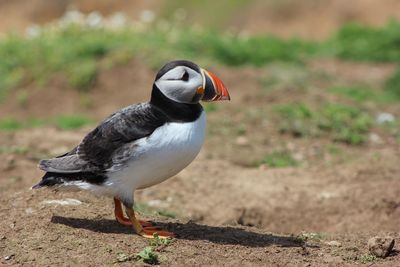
[4,254,14,261]
[376,112,395,124]
[325,240,342,247]
[140,10,155,23]
[368,236,395,258]
[369,133,383,144]
[41,198,82,206]
[25,208,34,214]
[235,136,249,146]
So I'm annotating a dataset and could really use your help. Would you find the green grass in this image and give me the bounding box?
[258,150,298,168]
[295,232,324,242]
[0,26,142,99]
[137,247,158,265]
[275,103,313,137]
[1,21,400,101]
[0,115,93,131]
[202,34,316,66]
[275,103,373,145]
[53,115,93,130]
[358,254,378,263]
[203,103,219,113]
[319,104,372,144]
[149,233,174,247]
[330,21,400,63]
[330,85,396,103]
[134,202,177,219]
[260,63,317,92]
[117,247,158,265]
[384,66,400,100]
[0,118,23,131]
[0,23,316,100]
[116,252,134,263]
[115,233,173,265]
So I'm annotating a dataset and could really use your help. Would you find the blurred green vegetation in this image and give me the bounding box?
[54,115,94,130]
[257,150,298,168]
[384,66,400,100]
[329,21,400,62]
[0,117,23,131]
[330,85,395,103]
[134,202,177,219]
[1,21,400,101]
[0,115,93,131]
[276,103,372,145]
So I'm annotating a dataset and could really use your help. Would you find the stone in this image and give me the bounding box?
[367,236,395,258]
[376,113,395,124]
[324,240,342,247]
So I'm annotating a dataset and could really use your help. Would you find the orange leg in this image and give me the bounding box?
[114,198,152,227]
[125,207,175,239]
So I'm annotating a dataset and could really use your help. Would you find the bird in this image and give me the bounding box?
[32,60,230,238]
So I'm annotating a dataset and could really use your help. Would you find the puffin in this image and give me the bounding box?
[32,60,230,238]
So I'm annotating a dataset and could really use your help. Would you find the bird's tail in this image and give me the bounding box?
[32,171,106,189]
[31,172,66,189]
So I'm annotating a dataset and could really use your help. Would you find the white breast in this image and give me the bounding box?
[102,111,206,201]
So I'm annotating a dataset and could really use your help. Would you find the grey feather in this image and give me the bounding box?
[39,155,93,173]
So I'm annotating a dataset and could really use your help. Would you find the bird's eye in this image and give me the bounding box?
[181,71,189,81]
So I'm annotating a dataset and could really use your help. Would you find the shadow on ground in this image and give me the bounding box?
[51,216,304,248]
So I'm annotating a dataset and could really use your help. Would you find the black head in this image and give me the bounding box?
[153,60,230,104]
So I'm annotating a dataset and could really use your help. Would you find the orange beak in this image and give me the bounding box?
[201,69,230,102]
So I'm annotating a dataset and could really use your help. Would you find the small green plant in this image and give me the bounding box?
[275,103,313,137]
[137,246,159,265]
[135,202,177,219]
[384,66,400,100]
[150,233,174,247]
[258,150,298,168]
[330,85,375,102]
[327,144,341,155]
[26,118,47,128]
[115,233,173,265]
[330,84,395,103]
[358,254,378,263]
[0,118,23,131]
[157,210,176,219]
[68,59,97,91]
[296,232,324,242]
[53,115,93,130]
[275,103,372,145]
[16,90,29,107]
[116,252,134,263]
[318,104,372,145]
[139,233,173,264]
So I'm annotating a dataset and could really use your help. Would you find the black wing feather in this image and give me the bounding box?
[78,103,167,169]
[35,103,168,188]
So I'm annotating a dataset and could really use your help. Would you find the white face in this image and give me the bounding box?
[155,66,204,104]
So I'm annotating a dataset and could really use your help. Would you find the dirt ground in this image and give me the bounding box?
[1,58,400,266]
[1,1,400,266]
